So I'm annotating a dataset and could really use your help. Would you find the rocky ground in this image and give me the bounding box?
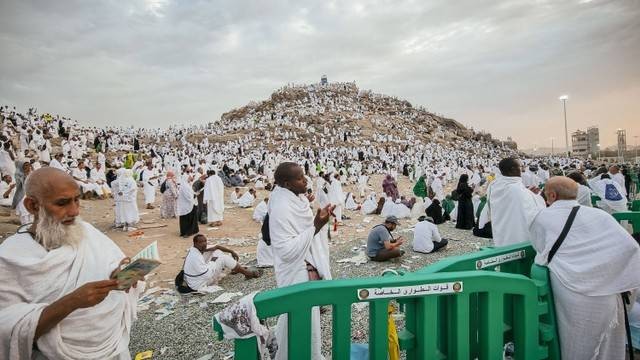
[0,175,493,360]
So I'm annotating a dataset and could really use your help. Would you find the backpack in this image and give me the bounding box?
[450,189,460,201]
[160,180,167,193]
[261,213,271,246]
[174,270,195,294]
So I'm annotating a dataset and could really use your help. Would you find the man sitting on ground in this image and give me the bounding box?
[237,188,256,208]
[0,174,16,207]
[366,215,405,261]
[183,234,261,291]
[413,216,448,254]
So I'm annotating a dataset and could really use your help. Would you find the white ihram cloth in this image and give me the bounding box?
[487,175,545,247]
[115,171,139,225]
[413,220,442,254]
[140,168,158,204]
[252,201,268,222]
[268,186,330,360]
[238,192,255,208]
[328,179,344,222]
[380,196,394,217]
[253,201,273,267]
[183,247,236,290]
[430,178,445,201]
[90,168,111,196]
[345,193,358,210]
[215,292,276,360]
[390,200,411,219]
[593,178,628,214]
[531,200,640,360]
[0,221,140,360]
[176,179,196,217]
[576,184,592,207]
[610,172,627,196]
[315,177,329,208]
[204,175,225,222]
[361,193,377,215]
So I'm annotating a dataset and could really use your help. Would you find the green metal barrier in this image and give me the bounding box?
[612,211,640,234]
[414,241,535,276]
[212,245,560,360]
[410,242,559,359]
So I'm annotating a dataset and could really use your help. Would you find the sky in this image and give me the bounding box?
[1,0,639,149]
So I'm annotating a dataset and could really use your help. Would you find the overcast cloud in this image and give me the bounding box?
[1,0,639,148]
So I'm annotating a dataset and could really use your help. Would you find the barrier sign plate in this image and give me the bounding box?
[357,281,463,300]
[475,250,526,269]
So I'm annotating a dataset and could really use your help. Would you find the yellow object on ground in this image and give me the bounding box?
[134,350,153,360]
[388,303,400,360]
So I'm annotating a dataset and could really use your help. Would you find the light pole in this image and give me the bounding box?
[550,137,555,157]
[597,143,601,162]
[559,95,569,157]
[635,135,638,164]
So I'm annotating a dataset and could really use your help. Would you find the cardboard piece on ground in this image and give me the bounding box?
[139,223,168,230]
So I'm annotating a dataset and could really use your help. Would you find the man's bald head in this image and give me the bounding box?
[23,167,83,250]
[544,176,578,205]
[25,167,79,202]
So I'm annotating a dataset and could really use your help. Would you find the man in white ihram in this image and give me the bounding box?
[488,157,545,246]
[268,162,334,360]
[0,167,142,359]
[140,160,159,209]
[203,170,225,226]
[531,176,640,359]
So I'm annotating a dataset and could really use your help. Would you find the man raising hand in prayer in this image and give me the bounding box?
[0,167,142,359]
[269,162,334,360]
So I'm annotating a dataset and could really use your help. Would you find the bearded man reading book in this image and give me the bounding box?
[0,167,143,359]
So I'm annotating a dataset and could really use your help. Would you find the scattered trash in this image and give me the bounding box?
[196,354,215,360]
[139,223,168,230]
[143,286,164,297]
[155,308,174,320]
[197,285,224,294]
[362,217,373,223]
[337,251,369,265]
[128,229,145,237]
[134,350,153,360]
[211,292,243,304]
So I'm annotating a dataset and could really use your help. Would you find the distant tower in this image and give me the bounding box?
[321,75,328,85]
[617,129,626,161]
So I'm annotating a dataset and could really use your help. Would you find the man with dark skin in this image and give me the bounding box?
[270,162,335,360]
[188,233,260,280]
[0,167,141,359]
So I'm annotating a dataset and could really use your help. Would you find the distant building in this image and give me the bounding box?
[571,130,589,157]
[571,126,599,158]
[586,126,599,158]
[320,75,328,85]
[617,129,626,160]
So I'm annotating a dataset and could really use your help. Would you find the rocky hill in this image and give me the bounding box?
[211,81,516,150]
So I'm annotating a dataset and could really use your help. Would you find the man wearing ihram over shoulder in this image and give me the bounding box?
[530,176,640,360]
[268,162,334,359]
[0,167,143,360]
